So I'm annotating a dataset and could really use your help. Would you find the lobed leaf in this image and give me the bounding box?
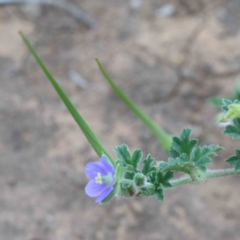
[114,144,131,166]
[159,154,193,173]
[154,189,164,201]
[160,143,224,173]
[131,149,143,170]
[222,99,233,110]
[225,150,240,170]
[170,128,198,158]
[223,118,240,139]
[191,147,210,172]
[209,97,224,107]
[149,171,174,201]
[142,154,155,175]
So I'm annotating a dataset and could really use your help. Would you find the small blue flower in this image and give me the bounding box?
[85,155,115,203]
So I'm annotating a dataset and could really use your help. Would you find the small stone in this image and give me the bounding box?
[155,4,176,17]
[216,1,240,35]
[46,214,54,223]
[129,0,143,9]
[7,177,17,187]
[20,3,41,20]
[128,59,179,104]
[68,69,88,89]
[182,66,201,80]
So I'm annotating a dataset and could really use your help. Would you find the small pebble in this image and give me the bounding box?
[129,0,142,9]
[155,4,176,17]
[68,69,88,89]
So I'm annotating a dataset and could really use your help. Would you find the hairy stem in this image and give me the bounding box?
[206,168,240,179]
[169,168,240,188]
[170,175,193,187]
[120,179,134,185]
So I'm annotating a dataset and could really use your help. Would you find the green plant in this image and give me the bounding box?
[21,33,240,204]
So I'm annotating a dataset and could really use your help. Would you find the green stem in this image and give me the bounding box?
[189,169,200,182]
[120,179,134,185]
[206,168,240,179]
[144,182,155,189]
[169,168,240,188]
[170,175,192,188]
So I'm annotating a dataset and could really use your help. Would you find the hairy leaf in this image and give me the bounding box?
[149,171,174,201]
[131,149,143,170]
[159,154,193,173]
[153,189,164,201]
[222,99,233,111]
[170,128,198,158]
[160,144,224,173]
[223,118,240,139]
[114,144,131,166]
[226,150,240,170]
[142,154,155,175]
[114,145,144,171]
[191,147,210,172]
[209,96,224,107]
[221,99,240,111]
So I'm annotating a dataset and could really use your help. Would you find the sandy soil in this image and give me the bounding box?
[1,0,240,239]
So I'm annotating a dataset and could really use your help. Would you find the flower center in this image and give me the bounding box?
[95,172,113,186]
[95,172,103,184]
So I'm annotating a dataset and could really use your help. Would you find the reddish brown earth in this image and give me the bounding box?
[1,0,240,239]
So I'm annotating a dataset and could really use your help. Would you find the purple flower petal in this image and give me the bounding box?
[95,186,114,203]
[85,155,116,203]
[100,156,115,174]
[85,162,108,179]
[85,180,107,197]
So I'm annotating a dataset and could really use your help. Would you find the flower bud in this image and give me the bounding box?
[134,173,146,187]
[121,185,137,197]
[219,103,240,122]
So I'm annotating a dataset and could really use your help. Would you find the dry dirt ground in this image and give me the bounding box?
[1,0,240,239]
